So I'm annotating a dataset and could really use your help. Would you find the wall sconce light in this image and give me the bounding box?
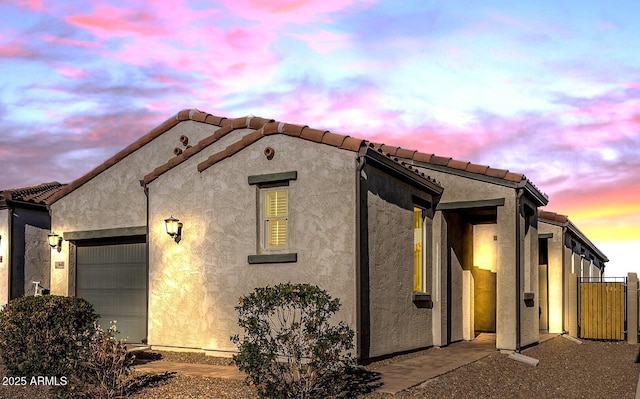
[164,216,183,243]
[48,233,63,252]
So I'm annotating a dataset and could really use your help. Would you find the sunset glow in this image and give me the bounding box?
[0,0,638,276]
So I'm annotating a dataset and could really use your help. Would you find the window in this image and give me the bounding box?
[247,171,297,264]
[413,207,425,292]
[264,189,288,248]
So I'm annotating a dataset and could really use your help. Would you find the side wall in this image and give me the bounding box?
[362,163,435,359]
[538,221,564,333]
[147,135,357,353]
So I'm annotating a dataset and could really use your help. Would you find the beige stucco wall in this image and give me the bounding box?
[538,221,564,333]
[49,121,224,295]
[147,134,357,353]
[519,196,540,348]
[408,165,537,351]
[0,209,8,305]
[363,164,435,358]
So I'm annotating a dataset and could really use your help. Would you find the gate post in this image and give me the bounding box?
[627,273,638,344]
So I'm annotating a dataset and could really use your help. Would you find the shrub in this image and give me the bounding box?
[0,295,98,377]
[70,321,135,399]
[231,283,355,399]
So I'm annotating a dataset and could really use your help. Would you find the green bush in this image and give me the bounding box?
[0,295,98,377]
[231,283,355,399]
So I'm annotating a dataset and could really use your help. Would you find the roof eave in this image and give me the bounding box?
[361,147,444,196]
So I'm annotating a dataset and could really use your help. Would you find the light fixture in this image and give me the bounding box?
[48,233,63,252]
[164,215,183,243]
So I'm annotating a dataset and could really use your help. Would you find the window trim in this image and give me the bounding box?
[247,171,298,264]
[413,206,427,294]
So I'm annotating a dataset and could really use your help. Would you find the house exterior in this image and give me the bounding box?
[383,148,549,351]
[46,109,551,361]
[0,182,63,305]
[538,210,608,336]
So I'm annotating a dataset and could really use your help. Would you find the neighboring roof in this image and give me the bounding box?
[0,181,65,207]
[539,209,609,265]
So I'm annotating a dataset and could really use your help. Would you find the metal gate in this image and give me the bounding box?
[578,277,626,340]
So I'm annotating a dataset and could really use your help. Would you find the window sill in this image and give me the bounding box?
[413,292,432,308]
[248,253,297,264]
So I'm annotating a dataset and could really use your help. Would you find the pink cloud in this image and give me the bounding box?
[0,44,30,57]
[219,0,374,24]
[10,0,44,11]
[65,5,167,38]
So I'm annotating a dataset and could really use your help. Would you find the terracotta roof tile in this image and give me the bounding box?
[341,137,365,151]
[447,159,470,171]
[465,163,490,174]
[539,210,569,223]
[1,181,65,205]
[191,111,208,123]
[300,127,328,143]
[369,142,384,151]
[484,167,509,179]
[430,155,452,166]
[380,145,400,156]
[262,122,281,136]
[321,132,348,147]
[281,123,306,137]
[504,172,524,182]
[396,148,417,159]
[412,152,433,163]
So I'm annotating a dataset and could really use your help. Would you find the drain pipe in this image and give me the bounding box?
[355,151,365,363]
[515,188,524,353]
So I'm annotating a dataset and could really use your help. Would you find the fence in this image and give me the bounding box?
[577,277,626,341]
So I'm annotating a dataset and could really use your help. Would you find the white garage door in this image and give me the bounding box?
[77,241,147,343]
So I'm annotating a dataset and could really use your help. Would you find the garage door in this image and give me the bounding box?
[77,241,147,343]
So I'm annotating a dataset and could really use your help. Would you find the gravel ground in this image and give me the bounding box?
[1,337,639,398]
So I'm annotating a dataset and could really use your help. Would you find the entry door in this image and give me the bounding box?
[77,241,147,343]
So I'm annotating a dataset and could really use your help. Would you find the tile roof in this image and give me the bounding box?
[538,210,569,223]
[48,109,545,203]
[1,181,65,205]
[143,114,439,189]
[539,209,608,263]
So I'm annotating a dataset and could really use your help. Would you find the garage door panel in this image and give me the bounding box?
[77,265,145,290]
[77,242,147,343]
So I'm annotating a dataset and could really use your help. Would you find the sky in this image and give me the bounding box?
[0,0,638,277]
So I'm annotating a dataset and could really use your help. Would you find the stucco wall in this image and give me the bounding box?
[363,164,435,358]
[539,221,564,333]
[49,121,224,295]
[411,166,524,350]
[24,225,51,296]
[147,134,357,353]
[519,196,540,347]
[0,209,8,305]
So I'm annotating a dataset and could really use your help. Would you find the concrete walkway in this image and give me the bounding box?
[133,333,559,395]
[374,334,497,394]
